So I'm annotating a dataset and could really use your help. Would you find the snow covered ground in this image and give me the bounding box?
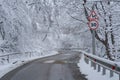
[78,54,119,80]
[0,51,58,78]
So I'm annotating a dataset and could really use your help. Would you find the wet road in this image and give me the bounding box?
[0,50,87,80]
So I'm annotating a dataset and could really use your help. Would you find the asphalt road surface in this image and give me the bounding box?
[0,50,87,80]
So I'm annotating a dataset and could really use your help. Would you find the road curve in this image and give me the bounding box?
[0,50,87,80]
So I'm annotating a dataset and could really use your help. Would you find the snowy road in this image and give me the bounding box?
[0,51,87,80]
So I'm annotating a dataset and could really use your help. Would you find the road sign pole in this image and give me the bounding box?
[92,30,96,68]
[88,10,99,55]
[92,30,95,55]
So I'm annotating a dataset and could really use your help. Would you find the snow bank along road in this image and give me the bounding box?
[0,50,87,80]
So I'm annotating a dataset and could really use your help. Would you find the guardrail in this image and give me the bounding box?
[59,48,120,80]
[0,53,21,63]
[82,51,120,80]
[0,49,58,65]
[0,51,42,65]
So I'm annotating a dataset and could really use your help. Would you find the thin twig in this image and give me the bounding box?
[67,12,87,24]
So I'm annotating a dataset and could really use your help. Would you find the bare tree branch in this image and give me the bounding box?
[66,12,87,24]
[42,34,47,41]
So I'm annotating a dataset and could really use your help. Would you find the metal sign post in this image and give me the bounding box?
[91,30,96,68]
[92,30,96,55]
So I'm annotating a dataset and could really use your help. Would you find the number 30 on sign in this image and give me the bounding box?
[88,20,99,30]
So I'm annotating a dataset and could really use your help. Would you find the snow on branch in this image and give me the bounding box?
[66,12,87,24]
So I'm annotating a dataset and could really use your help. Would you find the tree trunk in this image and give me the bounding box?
[105,43,114,61]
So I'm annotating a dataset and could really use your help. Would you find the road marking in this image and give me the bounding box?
[43,60,66,64]
[43,60,55,63]
[63,54,71,55]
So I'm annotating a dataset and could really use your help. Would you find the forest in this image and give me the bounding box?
[0,0,120,61]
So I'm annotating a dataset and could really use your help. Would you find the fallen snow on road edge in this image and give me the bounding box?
[77,54,119,80]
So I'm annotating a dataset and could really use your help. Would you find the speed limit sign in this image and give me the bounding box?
[88,20,99,30]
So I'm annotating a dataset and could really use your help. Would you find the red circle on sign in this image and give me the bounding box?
[88,20,99,30]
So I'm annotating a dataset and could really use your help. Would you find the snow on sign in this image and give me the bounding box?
[88,11,98,21]
[88,20,99,30]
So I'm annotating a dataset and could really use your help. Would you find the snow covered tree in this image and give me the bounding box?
[82,0,120,60]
